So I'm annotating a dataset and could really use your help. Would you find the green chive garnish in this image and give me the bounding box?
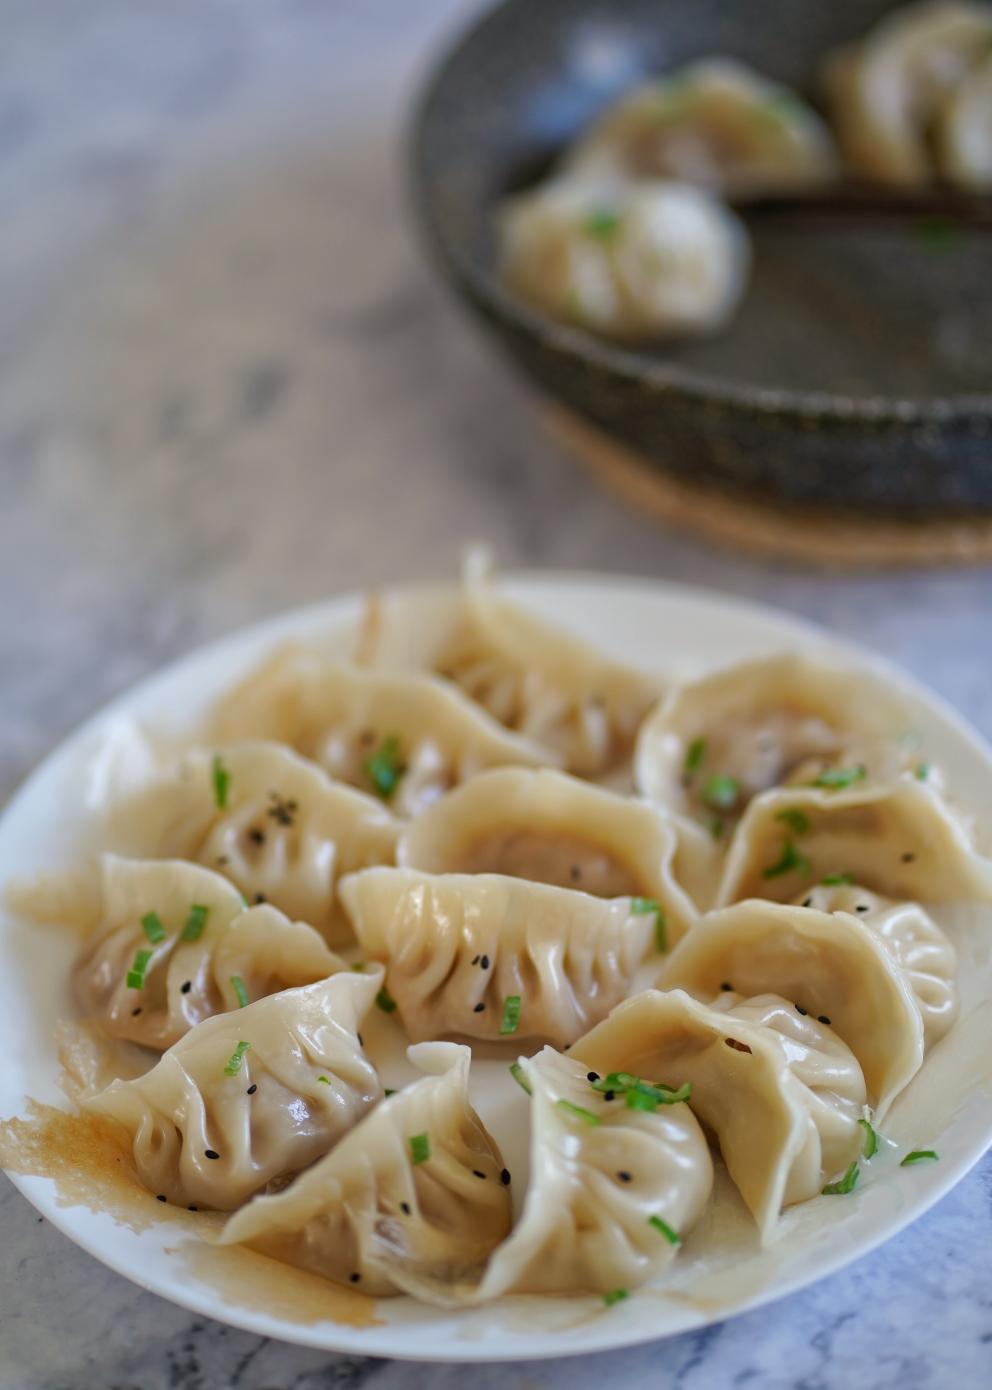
[181,904,209,942]
[410,1132,430,1165]
[212,754,230,809]
[500,995,521,1036]
[223,1040,250,1076]
[126,947,154,990]
[384,1088,396,1097]
[363,734,404,800]
[375,986,397,1014]
[684,737,707,777]
[701,774,739,812]
[648,1214,680,1245]
[556,1099,601,1126]
[914,762,931,781]
[509,1062,532,1096]
[763,839,811,880]
[230,973,250,1009]
[630,897,667,953]
[582,208,622,240]
[810,765,866,790]
[901,1149,939,1166]
[822,1161,860,1195]
[602,1288,629,1307]
[141,911,166,945]
[821,872,853,886]
[350,961,366,972]
[590,1073,690,1106]
[316,1075,331,1085]
[858,1113,879,1160]
[775,808,810,835]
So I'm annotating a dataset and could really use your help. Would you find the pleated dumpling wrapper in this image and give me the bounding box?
[573,989,866,1242]
[659,897,957,1116]
[10,855,344,1050]
[220,1042,512,1297]
[635,651,937,908]
[397,767,696,939]
[103,741,399,945]
[390,1047,712,1307]
[86,968,383,1210]
[823,0,992,186]
[339,867,672,1047]
[561,58,838,198]
[208,651,554,817]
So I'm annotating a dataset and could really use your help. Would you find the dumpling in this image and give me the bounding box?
[823,1,992,185]
[86,970,383,1210]
[796,883,958,1047]
[659,898,934,1112]
[499,176,750,342]
[15,855,343,1050]
[220,1042,512,1296]
[562,59,838,197]
[404,1046,711,1305]
[716,777,992,909]
[635,652,928,907]
[937,51,992,187]
[208,650,552,817]
[397,767,696,939]
[103,741,399,945]
[573,989,866,1240]
[338,867,670,1046]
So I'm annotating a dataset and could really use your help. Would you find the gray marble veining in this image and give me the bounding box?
[1,2,991,1386]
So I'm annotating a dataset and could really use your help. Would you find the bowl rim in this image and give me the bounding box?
[407,0,992,428]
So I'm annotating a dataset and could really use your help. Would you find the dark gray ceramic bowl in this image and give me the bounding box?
[409,0,992,517]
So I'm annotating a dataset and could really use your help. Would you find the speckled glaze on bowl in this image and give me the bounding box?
[409,0,992,517]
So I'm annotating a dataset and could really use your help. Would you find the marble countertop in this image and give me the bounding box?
[1,2,991,1385]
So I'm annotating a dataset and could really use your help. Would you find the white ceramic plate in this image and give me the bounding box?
[3,573,992,1362]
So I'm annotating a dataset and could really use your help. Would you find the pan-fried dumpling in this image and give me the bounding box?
[716,778,992,908]
[796,884,958,1047]
[208,650,552,817]
[635,652,928,907]
[86,970,383,1210]
[573,989,865,1240]
[562,59,838,197]
[104,741,398,945]
[398,1046,711,1305]
[659,898,933,1112]
[823,1,992,185]
[500,177,749,342]
[220,1042,512,1296]
[338,867,669,1046]
[398,768,696,941]
[937,51,992,187]
[15,855,343,1050]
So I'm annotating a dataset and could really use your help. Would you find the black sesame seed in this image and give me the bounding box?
[570,865,582,882]
[131,1007,142,1017]
[204,1149,220,1160]
[471,955,480,965]
[604,1089,616,1101]
[180,981,191,994]
[473,1002,485,1013]
[796,1005,808,1016]
[247,1084,257,1096]
[901,852,916,863]
[818,1015,831,1025]
[563,1044,571,1051]
[156,1194,167,1203]
[400,1201,411,1215]
[856,905,869,913]
[247,827,266,846]
[617,1171,632,1183]
[480,955,490,970]
[472,1169,486,1180]
[802,897,813,907]
[586,1071,600,1082]
[349,1272,361,1283]
[500,1169,511,1185]
[357,1033,364,1046]
[188,1205,198,1212]
[720,982,733,991]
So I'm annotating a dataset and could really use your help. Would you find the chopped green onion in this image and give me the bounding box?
[384,1088,396,1097]
[230,973,250,1009]
[375,986,397,1015]
[223,1040,250,1076]
[126,947,154,990]
[701,774,739,812]
[684,738,707,777]
[316,1074,331,1085]
[821,872,853,886]
[630,897,667,953]
[591,1073,690,1106]
[822,1161,860,1195]
[625,1088,658,1113]
[141,911,166,945]
[500,995,522,1036]
[350,961,366,972]
[914,762,931,781]
[602,1288,629,1307]
[648,1214,680,1245]
[763,839,811,880]
[212,754,230,810]
[901,1149,939,1166]
[775,808,810,835]
[509,1062,532,1096]
[409,1132,430,1165]
[810,765,866,790]
[858,1112,879,1160]
[582,208,622,241]
[362,734,404,800]
[181,904,209,942]
[556,1099,601,1126]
